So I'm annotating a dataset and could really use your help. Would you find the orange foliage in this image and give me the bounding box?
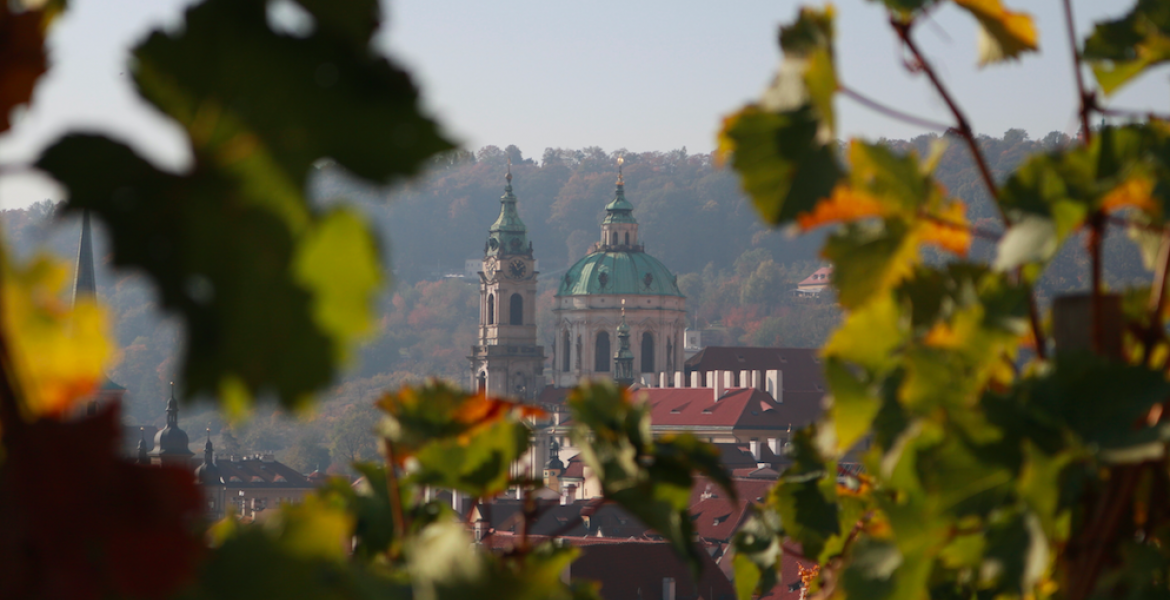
[797,184,885,230]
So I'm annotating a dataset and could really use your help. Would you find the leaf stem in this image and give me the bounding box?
[838,86,951,132]
[1062,0,1094,144]
[1069,463,1144,600]
[381,438,408,546]
[1088,211,1105,354]
[0,260,24,442]
[1144,229,1170,364]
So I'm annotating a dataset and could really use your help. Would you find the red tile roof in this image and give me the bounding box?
[797,267,832,288]
[570,541,736,600]
[637,387,813,432]
[688,477,775,543]
[194,457,312,488]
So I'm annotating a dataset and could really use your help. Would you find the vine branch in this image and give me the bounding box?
[1062,0,1094,144]
[839,85,951,132]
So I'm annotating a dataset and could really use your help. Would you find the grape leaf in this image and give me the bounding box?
[769,425,840,562]
[36,0,452,410]
[0,407,204,600]
[2,251,112,419]
[1084,0,1170,95]
[568,382,733,575]
[953,0,1039,66]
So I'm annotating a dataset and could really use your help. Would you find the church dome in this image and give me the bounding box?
[152,386,194,457]
[155,423,191,455]
[558,251,682,297]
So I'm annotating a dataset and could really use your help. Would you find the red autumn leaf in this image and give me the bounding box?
[0,406,204,600]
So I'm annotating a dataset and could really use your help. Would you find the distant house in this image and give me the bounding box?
[795,266,832,297]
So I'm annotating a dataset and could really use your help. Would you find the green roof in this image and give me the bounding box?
[486,175,529,257]
[557,250,683,297]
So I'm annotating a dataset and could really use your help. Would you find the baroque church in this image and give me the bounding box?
[470,159,686,395]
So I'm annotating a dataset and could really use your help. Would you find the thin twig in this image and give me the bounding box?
[1062,0,1094,143]
[918,210,1001,241]
[839,86,951,132]
[891,19,1004,220]
[1097,106,1170,122]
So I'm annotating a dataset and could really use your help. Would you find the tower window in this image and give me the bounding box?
[595,332,610,372]
[562,330,571,372]
[477,372,486,393]
[624,232,629,245]
[487,294,495,325]
[641,332,655,373]
[510,293,523,325]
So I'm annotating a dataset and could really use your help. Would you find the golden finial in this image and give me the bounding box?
[616,156,624,185]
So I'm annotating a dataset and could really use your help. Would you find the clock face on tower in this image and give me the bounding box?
[509,259,527,279]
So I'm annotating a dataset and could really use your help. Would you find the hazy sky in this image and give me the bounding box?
[0,0,1165,208]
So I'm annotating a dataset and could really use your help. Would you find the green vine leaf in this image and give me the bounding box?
[35,0,452,411]
[1084,0,1170,95]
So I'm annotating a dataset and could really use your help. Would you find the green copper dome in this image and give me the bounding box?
[557,251,683,297]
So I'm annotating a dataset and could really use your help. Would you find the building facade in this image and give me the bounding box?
[551,165,687,388]
[469,167,545,400]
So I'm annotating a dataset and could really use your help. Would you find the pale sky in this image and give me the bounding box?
[0,0,1165,209]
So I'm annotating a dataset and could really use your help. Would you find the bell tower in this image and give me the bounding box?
[470,163,545,400]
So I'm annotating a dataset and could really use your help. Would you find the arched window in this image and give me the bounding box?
[624,232,630,245]
[562,330,571,372]
[477,372,486,393]
[509,293,523,325]
[595,332,610,372]
[641,332,655,373]
[487,294,495,325]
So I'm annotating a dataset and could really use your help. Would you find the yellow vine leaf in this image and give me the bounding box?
[3,254,113,419]
[797,183,885,230]
[919,201,972,257]
[1100,175,1156,216]
[953,0,1039,66]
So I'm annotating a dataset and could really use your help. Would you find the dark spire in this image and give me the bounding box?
[546,436,565,471]
[72,209,97,306]
[204,428,215,462]
[137,427,149,465]
[165,381,178,428]
[614,300,635,386]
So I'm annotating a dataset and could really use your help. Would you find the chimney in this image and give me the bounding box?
[714,371,725,402]
[659,372,668,388]
[690,371,701,388]
[753,370,764,391]
[723,370,735,390]
[740,370,751,388]
[663,577,676,600]
[767,437,779,456]
[674,371,684,388]
[705,371,716,388]
[766,370,781,403]
[749,438,760,461]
